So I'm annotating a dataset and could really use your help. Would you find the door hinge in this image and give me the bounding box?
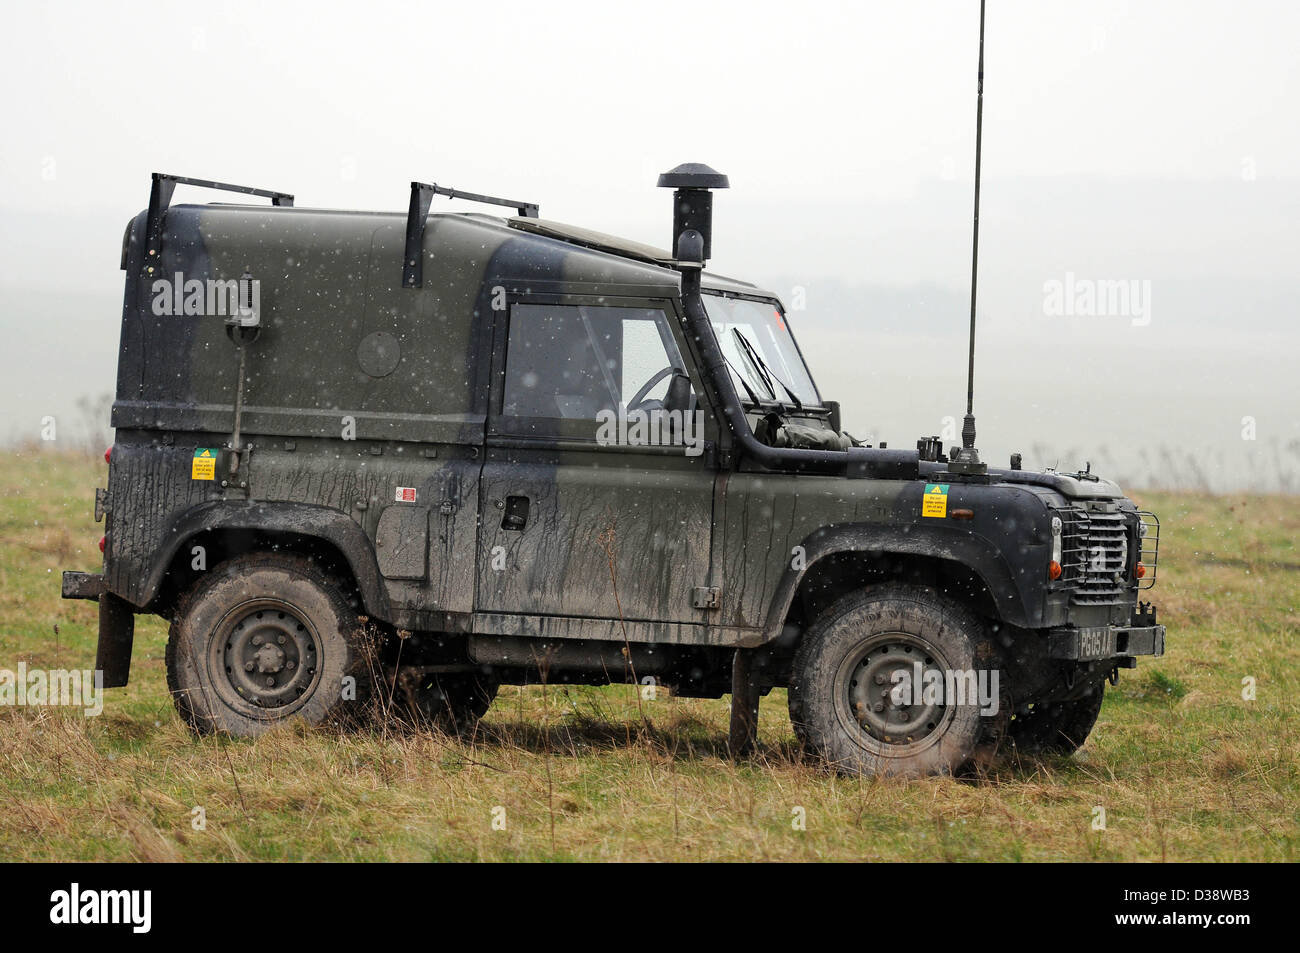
[691,586,721,610]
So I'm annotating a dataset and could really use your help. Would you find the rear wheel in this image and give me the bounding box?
[1008,683,1106,756]
[166,553,375,736]
[789,585,1008,777]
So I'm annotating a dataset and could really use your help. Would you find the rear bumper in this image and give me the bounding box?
[1046,623,1166,661]
[62,570,106,600]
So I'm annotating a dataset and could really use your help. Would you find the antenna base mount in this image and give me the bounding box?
[948,413,987,475]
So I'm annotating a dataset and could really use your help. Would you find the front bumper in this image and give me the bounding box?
[1046,602,1165,662]
[1046,623,1166,661]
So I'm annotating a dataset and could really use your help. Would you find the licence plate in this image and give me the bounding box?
[1077,626,1117,660]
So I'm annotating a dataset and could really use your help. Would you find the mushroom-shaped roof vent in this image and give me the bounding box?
[656,163,730,190]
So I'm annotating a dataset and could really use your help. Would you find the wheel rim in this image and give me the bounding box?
[836,633,956,754]
[208,599,323,716]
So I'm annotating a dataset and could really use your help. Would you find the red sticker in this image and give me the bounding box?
[395,487,417,503]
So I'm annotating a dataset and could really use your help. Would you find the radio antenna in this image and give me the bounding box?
[951,0,989,476]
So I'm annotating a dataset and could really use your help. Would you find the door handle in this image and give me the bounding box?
[501,495,530,531]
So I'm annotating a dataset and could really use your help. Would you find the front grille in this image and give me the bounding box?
[1058,506,1131,605]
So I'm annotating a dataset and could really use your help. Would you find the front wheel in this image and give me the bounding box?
[166,554,375,736]
[789,585,1008,777]
[1008,683,1106,756]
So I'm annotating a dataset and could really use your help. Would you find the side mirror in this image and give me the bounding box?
[825,399,842,434]
[664,369,693,412]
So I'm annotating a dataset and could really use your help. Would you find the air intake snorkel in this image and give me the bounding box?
[659,163,918,479]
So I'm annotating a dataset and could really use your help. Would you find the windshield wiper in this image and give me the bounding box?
[730,328,775,400]
[722,354,765,407]
[732,328,802,411]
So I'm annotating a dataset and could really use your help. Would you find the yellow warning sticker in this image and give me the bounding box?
[922,483,949,518]
[192,448,217,481]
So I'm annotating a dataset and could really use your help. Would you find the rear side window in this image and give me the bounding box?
[503,304,682,420]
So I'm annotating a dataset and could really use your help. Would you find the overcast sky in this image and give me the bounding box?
[3,0,1298,490]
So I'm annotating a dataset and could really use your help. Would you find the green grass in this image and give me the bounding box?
[2,447,1297,861]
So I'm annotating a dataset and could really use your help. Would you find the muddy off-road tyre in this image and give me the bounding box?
[395,669,498,734]
[166,554,375,736]
[789,585,1009,778]
[1008,683,1106,757]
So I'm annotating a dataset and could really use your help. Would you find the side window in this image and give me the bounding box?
[621,317,673,404]
[503,304,684,420]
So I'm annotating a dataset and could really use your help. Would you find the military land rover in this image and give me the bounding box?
[61,165,1164,777]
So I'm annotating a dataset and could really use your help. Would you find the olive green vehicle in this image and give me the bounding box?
[62,165,1165,777]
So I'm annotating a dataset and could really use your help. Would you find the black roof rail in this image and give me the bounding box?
[142,173,294,275]
[403,181,539,288]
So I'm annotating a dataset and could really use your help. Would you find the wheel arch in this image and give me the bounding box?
[758,523,1038,647]
[138,501,391,621]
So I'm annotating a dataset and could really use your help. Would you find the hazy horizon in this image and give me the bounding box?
[3,0,1297,492]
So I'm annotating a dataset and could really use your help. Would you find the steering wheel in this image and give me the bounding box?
[627,365,680,411]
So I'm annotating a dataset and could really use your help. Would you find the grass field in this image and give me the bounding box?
[1,447,1297,861]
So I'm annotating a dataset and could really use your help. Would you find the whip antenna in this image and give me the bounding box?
[951,0,989,476]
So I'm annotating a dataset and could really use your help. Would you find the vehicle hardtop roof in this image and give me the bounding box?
[157,200,778,303]
[507,216,770,299]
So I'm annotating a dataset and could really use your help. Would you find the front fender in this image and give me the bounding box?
[754,513,1051,644]
[721,476,1055,643]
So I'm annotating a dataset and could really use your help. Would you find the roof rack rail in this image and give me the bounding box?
[142,173,294,275]
[403,180,539,288]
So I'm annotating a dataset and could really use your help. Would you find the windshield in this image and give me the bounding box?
[703,294,820,407]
